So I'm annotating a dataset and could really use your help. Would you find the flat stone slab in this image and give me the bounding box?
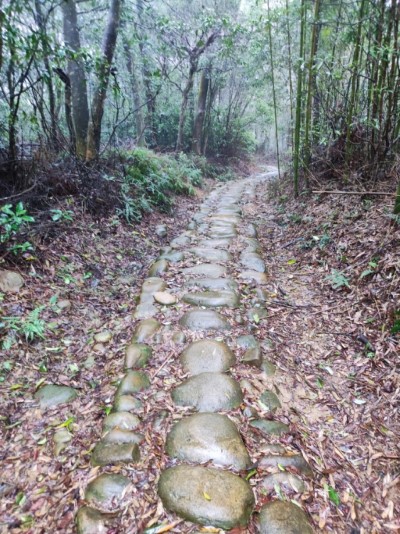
[259,454,312,476]
[133,302,157,319]
[182,290,239,308]
[240,252,265,272]
[243,345,262,367]
[237,335,258,349]
[166,413,251,470]
[140,279,167,305]
[76,506,108,534]
[91,441,140,466]
[259,501,313,533]
[198,238,232,249]
[184,277,238,291]
[117,370,150,395]
[103,411,140,432]
[0,269,24,293]
[131,319,160,343]
[259,390,281,412]
[250,419,289,436]
[158,465,254,529]
[125,343,152,369]
[85,474,131,513]
[179,310,230,331]
[159,250,184,263]
[180,339,235,375]
[172,372,243,412]
[102,428,144,444]
[171,235,191,248]
[238,271,268,284]
[181,264,227,278]
[262,473,305,493]
[148,259,169,277]
[35,384,77,409]
[261,359,277,376]
[190,248,232,263]
[113,394,142,412]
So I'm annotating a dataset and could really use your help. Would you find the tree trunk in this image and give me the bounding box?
[192,68,209,155]
[86,0,121,161]
[123,35,145,147]
[293,0,306,197]
[34,0,58,149]
[61,0,89,158]
[267,0,281,179]
[176,61,197,152]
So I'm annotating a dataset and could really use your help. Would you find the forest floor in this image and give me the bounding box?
[0,162,399,533]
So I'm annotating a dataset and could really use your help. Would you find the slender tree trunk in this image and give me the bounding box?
[285,0,294,149]
[61,0,89,158]
[293,0,306,197]
[86,0,121,161]
[177,60,197,152]
[267,0,281,179]
[34,0,58,148]
[54,68,75,151]
[192,68,209,155]
[123,35,145,147]
[344,0,366,169]
[304,0,321,186]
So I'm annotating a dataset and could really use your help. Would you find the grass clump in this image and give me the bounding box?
[117,148,202,222]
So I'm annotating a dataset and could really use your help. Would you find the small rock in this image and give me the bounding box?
[259,390,281,412]
[243,345,262,367]
[172,372,243,412]
[140,278,167,303]
[117,370,150,395]
[237,335,258,349]
[179,310,230,331]
[259,454,312,476]
[166,413,251,470]
[131,318,160,343]
[261,360,277,376]
[241,252,265,273]
[153,291,177,305]
[159,250,184,263]
[248,307,268,322]
[172,331,186,344]
[35,384,77,410]
[85,474,131,513]
[148,259,169,277]
[125,344,152,369]
[190,248,232,263]
[155,224,167,237]
[238,271,268,284]
[262,472,305,493]
[94,331,112,343]
[57,299,71,310]
[93,343,105,353]
[103,411,140,432]
[250,419,289,436]
[259,443,286,454]
[259,500,313,534]
[0,269,24,293]
[133,302,157,319]
[53,428,72,455]
[91,441,140,466]
[76,506,108,534]
[158,465,254,529]
[185,277,238,291]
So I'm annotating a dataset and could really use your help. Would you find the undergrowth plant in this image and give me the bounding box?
[0,306,47,350]
[0,202,34,255]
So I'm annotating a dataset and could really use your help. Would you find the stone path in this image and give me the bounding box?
[75,170,315,533]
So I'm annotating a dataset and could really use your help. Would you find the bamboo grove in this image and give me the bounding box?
[0,0,399,210]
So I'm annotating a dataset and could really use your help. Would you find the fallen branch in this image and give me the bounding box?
[0,181,37,202]
[312,189,395,196]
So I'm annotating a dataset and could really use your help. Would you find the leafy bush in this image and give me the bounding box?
[0,202,34,255]
[1,306,46,350]
[117,148,199,222]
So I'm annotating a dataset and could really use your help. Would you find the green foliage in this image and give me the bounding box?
[0,202,34,255]
[326,269,350,289]
[1,306,47,349]
[50,209,74,222]
[391,310,400,335]
[117,149,200,222]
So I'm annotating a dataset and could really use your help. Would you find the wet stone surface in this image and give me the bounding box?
[90,441,140,466]
[34,384,77,410]
[180,339,236,375]
[184,277,238,291]
[179,309,230,331]
[250,419,289,436]
[85,474,131,513]
[181,263,227,278]
[172,372,243,412]
[182,290,239,308]
[166,413,251,470]
[259,501,313,534]
[158,465,255,530]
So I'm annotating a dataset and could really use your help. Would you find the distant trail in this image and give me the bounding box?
[76,167,314,533]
